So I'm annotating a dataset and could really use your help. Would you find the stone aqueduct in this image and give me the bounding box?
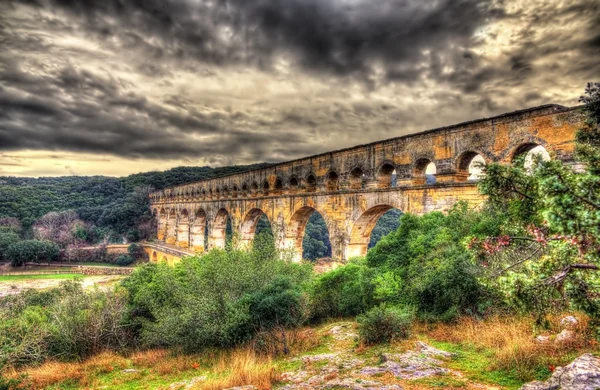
[149,104,583,262]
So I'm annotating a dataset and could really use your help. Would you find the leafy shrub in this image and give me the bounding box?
[366,203,499,320]
[6,240,60,266]
[243,277,307,330]
[309,261,377,320]
[128,243,146,261]
[0,281,132,369]
[357,305,413,345]
[116,254,134,266]
[122,233,312,352]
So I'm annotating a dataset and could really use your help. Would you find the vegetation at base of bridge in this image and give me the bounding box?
[0,84,598,390]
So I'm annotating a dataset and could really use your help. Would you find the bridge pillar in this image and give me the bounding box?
[157,215,167,241]
[165,214,177,245]
[176,219,190,249]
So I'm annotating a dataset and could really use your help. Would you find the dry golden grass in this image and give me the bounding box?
[6,351,128,389]
[416,313,594,380]
[192,348,279,390]
[129,348,170,367]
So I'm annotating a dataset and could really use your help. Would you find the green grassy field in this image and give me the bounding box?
[0,274,85,281]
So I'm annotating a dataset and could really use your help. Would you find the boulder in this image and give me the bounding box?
[555,329,575,343]
[559,315,578,328]
[520,354,600,390]
[535,335,550,343]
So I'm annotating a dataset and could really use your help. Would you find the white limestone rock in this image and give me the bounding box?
[520,354,600,390]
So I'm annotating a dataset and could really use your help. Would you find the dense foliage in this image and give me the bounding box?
[6,240,60,266]
[0,282,132,368]
[475,82,600,319]
[0,164,270,241]
[122,233,312,351]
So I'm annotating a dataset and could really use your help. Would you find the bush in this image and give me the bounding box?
[128,243,146,261]
[0,281,132,368]
[365,203,499,321]
[309,262,377,320]
[357,305,413,345]
[116,254,134,266]
[0,231,20,261]
[244,277,307,330]
[6,240,60,266]
[122,235,312,352]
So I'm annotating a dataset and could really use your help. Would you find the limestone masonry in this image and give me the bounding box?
[149,104,584,262]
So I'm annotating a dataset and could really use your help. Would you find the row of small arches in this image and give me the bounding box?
[157,144,550,200]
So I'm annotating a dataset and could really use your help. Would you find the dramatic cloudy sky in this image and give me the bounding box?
[1,0,598,177]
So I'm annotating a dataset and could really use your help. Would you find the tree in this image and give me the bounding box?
[0,232,20,261]
[7,240,60,266]
[475,82,600,317]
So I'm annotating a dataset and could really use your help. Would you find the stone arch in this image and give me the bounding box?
[305,173,317,192]
[242,183,249,196]
[232,185,239,198]
[349,167,364,190]
[201,189,207,200]
[512,143,551,172]
[457,151,487,181]
[289,176,299,190]
[325,171,339,191]
[240,208,271,247]
[157,208,167,240]
[215,188,221,199]
[166,208,177,245]
[152,251,158,262]
[222,186,229,199]
[274,177,284,194]
[190,209,207,252]
[262,180,270,196]
[377,162,396,188]
[211,208,231,249]
[346,204,401,259]
[176,209,190,248]
[251,181,259,195]
[414,158,436,185]
[285,206,331,262]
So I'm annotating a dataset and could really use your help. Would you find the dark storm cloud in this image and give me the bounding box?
[9,0,502,83]
[0,60,315,160]
[0,0,598,169]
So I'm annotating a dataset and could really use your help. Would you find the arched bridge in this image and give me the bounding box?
[149,104,583,262]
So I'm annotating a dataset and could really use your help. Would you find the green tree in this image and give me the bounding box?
[476,82,600,317]
[6,240,60,266]
[0,232,20,261]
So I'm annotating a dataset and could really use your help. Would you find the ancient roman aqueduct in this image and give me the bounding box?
[148,104,583,264]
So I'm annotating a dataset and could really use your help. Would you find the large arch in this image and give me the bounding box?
[176,209,190,248]
[240,208,271,247]
[346,204,400,259]
[190,209,207,252]
[210,208,230,249]
[285,206,330,262]
[165,208,177,245]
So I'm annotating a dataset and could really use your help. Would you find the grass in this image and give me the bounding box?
[3,314,596,390]
[0,273,85,281]
[413,313,595,386]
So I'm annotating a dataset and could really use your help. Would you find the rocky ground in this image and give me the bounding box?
[168,321,600,390]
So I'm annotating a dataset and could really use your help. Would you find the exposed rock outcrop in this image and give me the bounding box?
[520,354,600,390]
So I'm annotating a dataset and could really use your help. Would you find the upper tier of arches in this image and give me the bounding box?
[150,105,580,203]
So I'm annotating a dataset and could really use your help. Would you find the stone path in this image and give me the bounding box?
[276,322,470,389]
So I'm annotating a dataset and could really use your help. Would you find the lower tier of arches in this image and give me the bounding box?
[152,183,484,262]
